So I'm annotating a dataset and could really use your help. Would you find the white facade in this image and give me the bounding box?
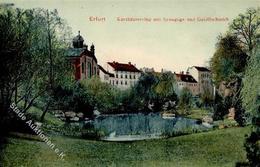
[101,62,142,90]
[174,73,199,96]
[187,66,214,97]
[99,67,110,84]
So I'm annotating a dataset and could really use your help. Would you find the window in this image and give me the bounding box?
[125,74,128,79]
[121,81,123,85]
[113,80,114,85]
[94,67,96,75]
[116,74,118,78]
[81,62,85,73]
[125,81,127,85]
[130,75,132,79]
[87,62,92,78]
[121,74,123,78]
[133,75,136,79]
[116,81,118,85]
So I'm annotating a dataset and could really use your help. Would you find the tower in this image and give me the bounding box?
[72,31,84,48]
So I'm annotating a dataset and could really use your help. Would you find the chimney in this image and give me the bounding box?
[186,71,189,75]
[128,62,131,65]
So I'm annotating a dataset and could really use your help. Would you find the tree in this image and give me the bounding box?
[0,8,35,132]
[241,45,260,166]
[134,73,158,110]
[30,9,72,121]
[0,7,72,130]
[210,35,247,125]
[178,88,193,115]
[201,87,214,107]
[229,7,260,54]
[80,77,122,114]
[153,72,178,111]
[210,35,248,85]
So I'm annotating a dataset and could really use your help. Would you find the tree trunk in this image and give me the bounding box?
[40,101,50,122]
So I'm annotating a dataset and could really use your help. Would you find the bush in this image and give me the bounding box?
[178,88,193,115]
[81,129,106,140]
[212,92,229,121]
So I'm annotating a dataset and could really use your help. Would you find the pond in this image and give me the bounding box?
[86,113,211,141]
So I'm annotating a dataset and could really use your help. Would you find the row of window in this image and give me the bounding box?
[178,83,197,86]
[115,74,136,79]
[109,80,136,86]
[201,73,210,78]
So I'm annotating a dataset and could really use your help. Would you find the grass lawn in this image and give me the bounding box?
[185,108,212,120]
[1,126,250,167]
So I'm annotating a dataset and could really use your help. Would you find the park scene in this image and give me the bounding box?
[0,1,259,167]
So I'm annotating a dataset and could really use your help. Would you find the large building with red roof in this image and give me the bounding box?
[100,61,141,90]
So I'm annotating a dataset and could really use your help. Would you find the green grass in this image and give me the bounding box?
[186,108,212,120]
[1,127,250,167]
[27,105,64,127]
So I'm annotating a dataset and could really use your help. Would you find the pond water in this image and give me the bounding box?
[87,113,211,141]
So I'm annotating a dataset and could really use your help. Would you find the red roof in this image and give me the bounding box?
[194,66,210,72]
[175,73,197,83]
[108,62,140,72]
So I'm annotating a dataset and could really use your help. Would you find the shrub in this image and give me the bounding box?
[178,88,193,115]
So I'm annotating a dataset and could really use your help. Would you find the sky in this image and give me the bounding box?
[1,0,259,72]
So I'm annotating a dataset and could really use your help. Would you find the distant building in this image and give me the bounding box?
[101,61,141,90]
[66,31,99,80]
[98,65,114,84]
[187,66,214,97]
[174,72,199,96]
[140,67,155,73]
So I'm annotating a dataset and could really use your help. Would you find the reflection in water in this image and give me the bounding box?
[87,113,211,141]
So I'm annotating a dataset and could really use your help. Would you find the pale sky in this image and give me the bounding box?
[2,0,260,72]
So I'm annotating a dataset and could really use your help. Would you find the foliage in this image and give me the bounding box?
[241,47,260,114]
[178,88,193,115]
[134,72,178,112]
[212,92,228,120]
[229,7,260,54]
[210,35,248,85]
[186,108,212,120]
[0,7,72,130]
[200,87,214,107]
[80,77,122,114]
[134,72,158,109]
[241,46,260,166]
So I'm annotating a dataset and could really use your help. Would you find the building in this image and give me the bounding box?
[174,72,199,96]
[100,61,141,90]
[187,66,214,97]
[66,31,99,80]
[98,65,114,84]
[140,67,155,73]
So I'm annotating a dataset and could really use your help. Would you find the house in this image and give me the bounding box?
[66,31,99,80]
[187,66,214,97]
[101,61,141,90]
[98,65,115,84]
[174,72,199,96]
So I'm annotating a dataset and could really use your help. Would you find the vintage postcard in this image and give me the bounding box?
[0,0,259,166]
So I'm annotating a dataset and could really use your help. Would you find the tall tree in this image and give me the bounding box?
[210,35,248,85]
[229,7,260,54]
[0,8,34,128]
[0,8,72,128]
[241,44,260,166]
